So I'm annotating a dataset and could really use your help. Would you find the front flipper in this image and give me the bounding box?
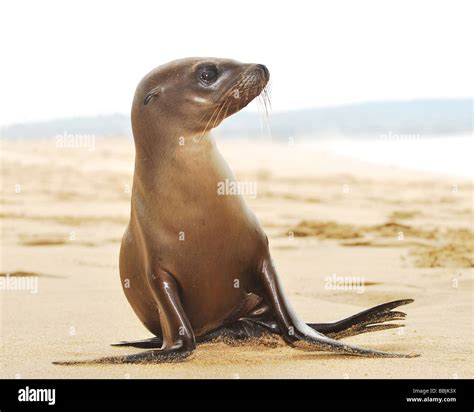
[258,257,418,358]
[309,299,413,340]
[54,269,196,365]
[53,349,193,365]
[111,337,163,349]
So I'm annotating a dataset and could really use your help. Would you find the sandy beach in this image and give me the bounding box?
[0,137,472,379]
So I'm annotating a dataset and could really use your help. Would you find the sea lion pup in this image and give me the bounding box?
[67,58,416,364]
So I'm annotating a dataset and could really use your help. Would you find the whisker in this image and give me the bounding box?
[212,99,230,130]
[218,100,233,129]
[197,103,223,142]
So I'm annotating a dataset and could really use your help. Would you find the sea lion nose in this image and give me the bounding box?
[256,64,270,81]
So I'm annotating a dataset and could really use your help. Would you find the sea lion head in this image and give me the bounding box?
[131,57,270,139]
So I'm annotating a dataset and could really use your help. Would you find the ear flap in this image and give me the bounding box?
[143,86,162,105]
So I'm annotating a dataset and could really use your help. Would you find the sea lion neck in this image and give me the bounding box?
[131,132,217,195]
[131,104,184,157]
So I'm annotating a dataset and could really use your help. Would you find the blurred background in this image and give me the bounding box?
[1,0,472,176]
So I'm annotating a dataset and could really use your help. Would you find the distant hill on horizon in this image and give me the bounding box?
[1,98,471,139]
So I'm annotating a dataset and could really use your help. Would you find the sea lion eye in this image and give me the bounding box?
[200,66,218,83]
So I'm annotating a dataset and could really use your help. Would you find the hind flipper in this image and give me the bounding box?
[257,257,418,357]
[111,318,272,349]
[199,319,273,344]
[308,299,413,339]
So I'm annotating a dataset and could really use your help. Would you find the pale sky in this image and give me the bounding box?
[0,0,472,125]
